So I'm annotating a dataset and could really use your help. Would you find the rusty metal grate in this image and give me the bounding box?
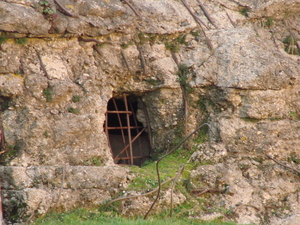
[104,94,151,166]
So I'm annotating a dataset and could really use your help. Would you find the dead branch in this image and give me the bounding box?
[222,7,237,28]
[78,37,105,45]
[53,167,66,208]
[121,49,131,71]
[266,155,300,175]
[106,173,180,206]
[170,165,184,217]
[144,123,214,219]
[137,45,147,75]
[180,0,209,30]
[180,0,213,50]
[120,0,141,17]
[54,0,79,18]
[196,0,218,29]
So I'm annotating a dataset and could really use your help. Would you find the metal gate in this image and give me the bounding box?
[104,94,151,166]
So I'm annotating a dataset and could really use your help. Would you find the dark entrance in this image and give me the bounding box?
[104,94,151,166]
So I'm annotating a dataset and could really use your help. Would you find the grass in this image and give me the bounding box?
[32,208,237,225]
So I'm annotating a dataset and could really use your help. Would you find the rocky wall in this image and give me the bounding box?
[0,0,299,224]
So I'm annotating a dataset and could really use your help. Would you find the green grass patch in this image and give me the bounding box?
[32,208,236,225]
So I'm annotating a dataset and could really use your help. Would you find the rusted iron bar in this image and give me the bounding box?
[123,95,134,165]
[112,98,127,149]
[129,102,143,163]
[105,110,112,151]
[107,126,143,130]
[113,127,146,160]
[0,178,4,225]
[114,155,150,160]
[113,98,129,163]
[106,111,132,114]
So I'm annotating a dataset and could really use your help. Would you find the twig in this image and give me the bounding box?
[137,45,147,75]
[54,0,79,18]
[78,37,105,45]
[266,155,300,175]
[106,175,178,206]
[144,123,214,219]
[180,0,213,50]
[223,7,237,28]
[53,167,66,208]
[180,0,209,30]
[120,0,141,17]
[93,45,102,56]
[170,166,184,217]
[121,49,131,71]
[196,0,218,29]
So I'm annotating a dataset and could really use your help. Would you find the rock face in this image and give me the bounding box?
[0,0,299,224]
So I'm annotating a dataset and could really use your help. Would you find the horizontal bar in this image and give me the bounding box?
[107,126,143,130]
[114,156,151,160]
[106,111,132,114]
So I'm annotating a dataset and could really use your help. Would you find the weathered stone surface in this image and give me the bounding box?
[0,0,300,224]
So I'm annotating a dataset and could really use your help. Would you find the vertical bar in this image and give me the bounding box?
[124,94,134,165]
[0,178,4,225]
[112,98,129,164]
[112,98,128,150]
[129,102,143,162]
[105,112,112,155]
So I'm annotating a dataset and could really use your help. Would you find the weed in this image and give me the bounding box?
[34,0,58,21]
[72,95,81,103]
[14,38,27,45]
[138,32,148,45]
[165,42,179,52]
[144,78,162,85]
[240,117,261,123]
[0,33,9,45]
[91,156,103,166]
[191,29,201,37]
[265,17,274,27]
[121,42,133,49]
[165,35,187,53]
[68,107,79,114]
[177,64,193,93]
[289,111,300,120]
[288,152,300,164]
[283,35,299,55]
[239,6,251,17]
[43,88,52,102]
[43,131,50,138]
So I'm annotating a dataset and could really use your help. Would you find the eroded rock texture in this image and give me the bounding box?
[0,0,299,224]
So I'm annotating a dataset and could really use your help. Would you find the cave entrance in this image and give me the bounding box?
[104,94,152,166]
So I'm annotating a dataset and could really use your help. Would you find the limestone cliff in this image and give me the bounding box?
[0,0,299,224]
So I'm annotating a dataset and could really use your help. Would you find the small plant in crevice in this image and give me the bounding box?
[264,16,274,27]
[43,88,52,102]
[0,33,9,45]
[177,64,193,93]
[165,35,188,53]
[68,107,79,114]
[34,0,58,21]
[14,38,27,45]
[239,6,251,17]
[72,95,81,103]
[283,35,299,55]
